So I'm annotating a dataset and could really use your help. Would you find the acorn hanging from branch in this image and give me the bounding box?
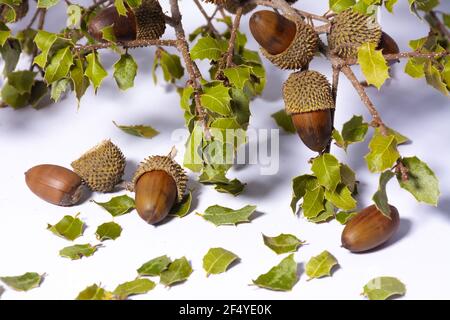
[88,0,166,42]
[249,10,319,70]
[283,70,335,153]
[202,0,256,15]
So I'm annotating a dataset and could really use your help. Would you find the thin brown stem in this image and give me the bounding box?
[346,50,449,65]
[324,66,340,154]
[428,11,450,40]
[226,6,243,68]
[74,39,178,52]
[26,8,41,29]
[193,0,220,36]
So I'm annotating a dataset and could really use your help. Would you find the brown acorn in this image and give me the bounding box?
[283,70,334,152]
[25,164,86,206]
[378,32,400,65]
[202,0,256,15]
[88,0,165,42]
[132,155,187,225]
[341,204,400,253]
[249,10,319,70]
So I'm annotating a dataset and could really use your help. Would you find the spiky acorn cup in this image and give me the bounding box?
[328,9,382,58]
[132,155,187,225]
[71,140,126,192]
[88,0,165,42]
[249,10,318,70]
[203,0,256,14]
[283,71,335,152]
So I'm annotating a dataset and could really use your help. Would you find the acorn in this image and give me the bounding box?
[203,0,256,14]
[249,10,319,70]
[71,140,126,193]
[341,204,400,253]
[378,31,400,65]
[132,155,187,225]
[25,164,85,206]
[328,9,382,58]
[283,70,334,152]
[87,0,165,42]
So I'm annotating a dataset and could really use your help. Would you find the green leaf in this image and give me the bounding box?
[444,13,450,28]
[37,0,60,9]
[384,0,398,12]
[184,123,204,172]
[113,121,159,138]
[47,213,84,241]
[7,70,35,94]
[302,186,325,218]
[253,254,298,291]
[405,58,425,78]
[1,83,29,109]
[223,66,251,89]
[93,195,136,217]
[291,175,318,213]
[424,60,448,95]
[169,191,193,217]
[67,4,82,28]
[324,184,357,211]
[190,36,228,60]
[95,221,122,241]
[85,52,108,92]
[375,126,410,145]
[113,54,137,90]
[340,164,357,193]
[308,200,335,223]
[101,25,117,43]
[365,132,400,173]
[30,81,49,108]
[0,39,21,76]
[336,211,357,224]
[305,250,338,280]
[342,115,369,144]
[198,204,257,226]
[114,0,127,15]
[76,284,113,300]
[0,21,10,46]
[329,0,356,13]
[160,50,184,82]
[358,42,390,90]
[214,179,246,196]
[50,78,70,102]
[33,30,58,68]
[44,46,73,84]
[137,255,172,276]
[0,273,43,291]
[363,277,406,300]
[200,82,232,116]
[262,234,305,254]
[372,170,395,217]
[203,247,239,276]
[160,257,193,286]
[271,109,296,134]
[413,0,439,12]
[397,156,440,205]
[113,279,155,299]
[70,59,89,104]
[59,244,98,260]
[311,154,341,192]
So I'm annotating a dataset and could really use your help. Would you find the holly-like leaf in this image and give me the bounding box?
[405,58,425,78]
[50,78,70,102]
[252,254,298,291]
[37,0,60,9]
[214,179,246,196]
[93,195,135,217]
[190,36,228,60]
[375,126,410,145]
[305,250,338,280]
[358,42,390,90]
[44,46,73,84]
[137,255,172,276]
[362,277,406,300]
[262,234,305,254]
[76,284,113,300]
[271,109,296,134]
[325,184,357,211]
[70,59,89,105]
[302,186,325,218]
[365,132,400,173]
[0,39,21,76]
[385,0,398,12]
[95,221,122,241]
[308,200,335,223]
[47,213,84,241]
[113,279,155,300]
[59,244,99,260]
[7,70,35,94]
[160,257,193,286]
[329,0,356,13]
[113,121,159,138]
[291,175,317,213]
[113,54,137,90]
[397,156,440,205]
[0,273,43,291]
[67,4,82,28]
[33,30,58,68]
[170,191,193,217]
[342,115,369,145]
[372,171,395,217]
[85,52,108,92]
[224,66,251,89]
[336,211,357,224]
[159,50,184,83]
[424,60,448,95]
[203,247,239,276]
[311,154,341,192]
[198,205,257,226]
[200,82,232,116]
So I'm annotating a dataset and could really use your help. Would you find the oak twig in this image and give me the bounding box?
[193,0,220,36]
[226,6,243,68]
[74,39,178,52]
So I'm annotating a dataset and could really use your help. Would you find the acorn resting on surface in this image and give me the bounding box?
[71,140,126,193]
[25,164,86,206]
[342,204,400,253]
[283,70,334,152]
[328,9,382,58]
[88,0,165,42]
[249,10,318,70]
[132,155,187,225]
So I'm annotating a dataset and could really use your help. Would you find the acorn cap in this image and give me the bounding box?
[223,0,257,15]
[71,140,126,192]
[134,0,166,40]
[260,17,318,70]
[283,71,334,114]
[328,9,382,58]
[132,155,187,202]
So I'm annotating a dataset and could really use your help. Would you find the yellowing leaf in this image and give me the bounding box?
[0,21,11,46]
[137,255,172,276]
[329,0,355,13]
[405,58,425,78]
[85,52,108,92]
[198,204,257,226]
[202,247,239,276]
[372,171,395,217]
[160,257,193,287]
[302,186,325,218]
[37,0,60,9]
[305,251,338,280]
[44,46,73,84]
[336,211,357,224]
[93,195,135,217]
[67,4,82,28]
[95,221,122,241]
[262,234,306,254]
[113,279,155,300]
[253,254,298,291]
[47,213,84,241]
[363,277,406,300]
[59,244,99,260]
[365,133,400,173]
[76,284,113,300]
[113,54,137,90]
[424,60,448,96]
[33,30,57,68]
[311,154,341,192]
[113,121,159,138]
[375,126,410,145]
[358,42,390,90]
[0,272,43,291]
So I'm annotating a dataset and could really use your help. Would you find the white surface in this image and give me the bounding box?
[1,1,450,300]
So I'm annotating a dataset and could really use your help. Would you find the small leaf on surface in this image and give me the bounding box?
[305,250,338,280]
[59,244,99,260]
[160,257,193,287]
[113,278,156,300]
[93,195,135,217]
[363,276,406,300]
[138,255,172,277]
[76,284,113,300]
[203,248,239,276]
[0,272,43,291]
[252,254,298,291]
[95,221,122,241]
[47,213,84,241]
[197,205,257,226]
[262,234,306,254]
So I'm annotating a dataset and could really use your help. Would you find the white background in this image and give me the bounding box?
[1,0,449,300]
